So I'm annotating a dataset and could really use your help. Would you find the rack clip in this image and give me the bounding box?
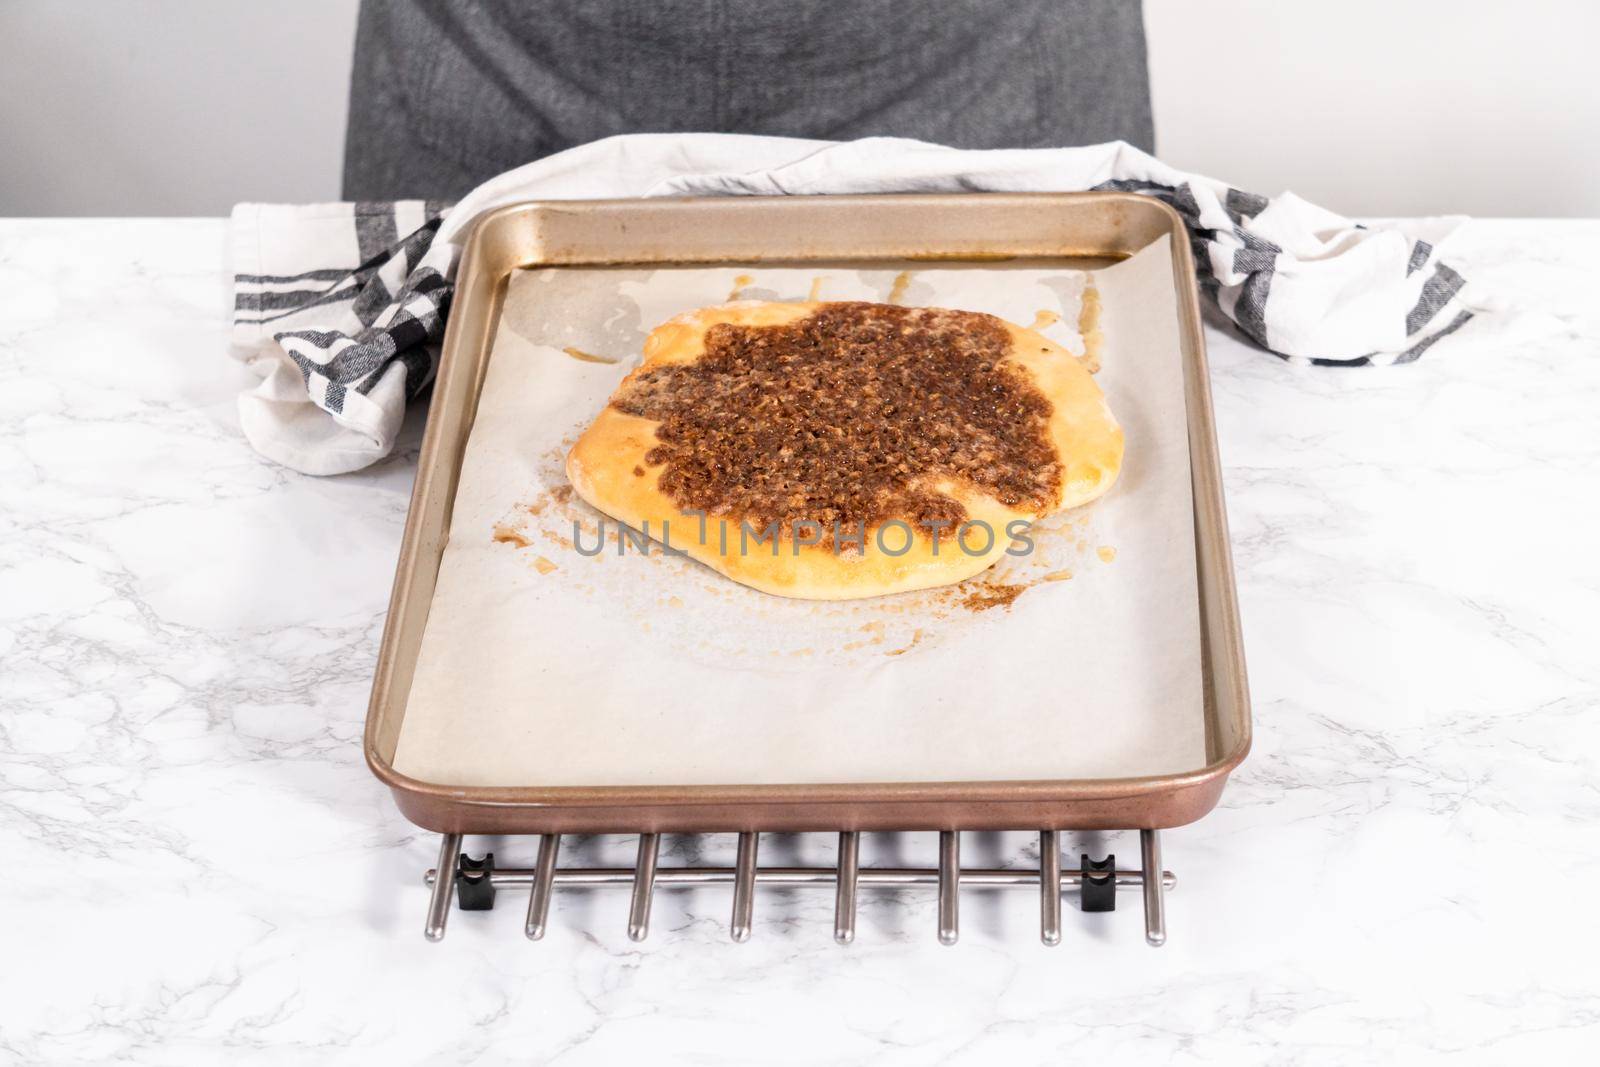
[1080,853,1116,912]
[457,852,498,911]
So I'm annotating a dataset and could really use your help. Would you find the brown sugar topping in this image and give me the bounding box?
[611,302,1062,542]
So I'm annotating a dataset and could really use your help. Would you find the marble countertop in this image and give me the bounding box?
[2,218,1597,1064]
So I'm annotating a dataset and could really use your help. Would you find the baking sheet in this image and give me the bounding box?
[394,235,1202,787]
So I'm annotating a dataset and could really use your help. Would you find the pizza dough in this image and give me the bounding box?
[566,300,1123,599]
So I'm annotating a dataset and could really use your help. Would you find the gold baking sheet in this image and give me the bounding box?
[363,194,1250,833]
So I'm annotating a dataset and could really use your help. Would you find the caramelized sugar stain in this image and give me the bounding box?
[1077,283,1104,374]
[492,524,533,548]
[562,346,620,364]
[958,581,1028,612]
[885,628,925,656]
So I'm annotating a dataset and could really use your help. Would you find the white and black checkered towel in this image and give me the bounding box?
[230,134,1475,475]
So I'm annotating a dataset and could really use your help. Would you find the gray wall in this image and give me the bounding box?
[2,0,1596,217]
[1144,0,1600,219]
[0,0,358,216]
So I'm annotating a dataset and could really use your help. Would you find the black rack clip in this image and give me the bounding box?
[1080,853,1116,912]
[457,852,497,910]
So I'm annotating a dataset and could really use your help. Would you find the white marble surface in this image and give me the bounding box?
[1,218,1597,1064]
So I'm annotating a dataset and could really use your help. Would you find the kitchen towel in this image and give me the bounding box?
[230,133,1473,475]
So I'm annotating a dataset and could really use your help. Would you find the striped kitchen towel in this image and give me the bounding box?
[230,134,1474,475]
[230,200,455,475]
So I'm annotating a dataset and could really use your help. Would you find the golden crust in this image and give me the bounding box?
[566,301,1123,600]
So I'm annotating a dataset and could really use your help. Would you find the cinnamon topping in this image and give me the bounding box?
[611,302,1062,542]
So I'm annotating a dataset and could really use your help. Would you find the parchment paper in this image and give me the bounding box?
[394,236,1203,787]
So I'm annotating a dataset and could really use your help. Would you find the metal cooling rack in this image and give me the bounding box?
[421,829,1172,946]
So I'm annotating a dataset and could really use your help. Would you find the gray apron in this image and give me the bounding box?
[343,0,1154,200]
